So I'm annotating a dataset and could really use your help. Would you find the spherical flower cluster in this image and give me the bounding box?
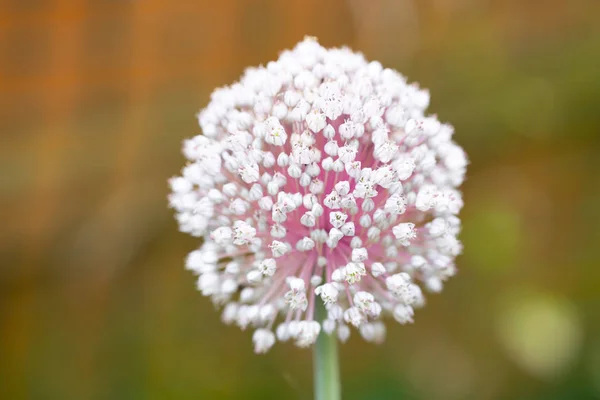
[169,38,467,353]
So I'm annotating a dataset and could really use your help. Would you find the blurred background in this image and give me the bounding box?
[1,0,600,399]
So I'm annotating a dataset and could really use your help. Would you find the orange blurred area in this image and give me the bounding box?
[1,0,600,399]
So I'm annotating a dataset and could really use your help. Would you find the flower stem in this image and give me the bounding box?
[313,301,341,400]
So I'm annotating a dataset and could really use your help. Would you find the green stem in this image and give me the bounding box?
[313,301,341,400]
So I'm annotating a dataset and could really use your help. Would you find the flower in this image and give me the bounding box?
[169,37,467,353]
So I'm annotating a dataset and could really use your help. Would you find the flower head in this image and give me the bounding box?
[169,37,467,353]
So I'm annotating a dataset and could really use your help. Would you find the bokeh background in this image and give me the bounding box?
[2,0,600,399]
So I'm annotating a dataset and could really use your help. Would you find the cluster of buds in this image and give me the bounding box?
[169,38,467,353]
